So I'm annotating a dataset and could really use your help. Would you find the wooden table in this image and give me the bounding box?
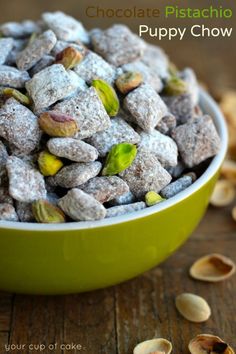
[0,205,235,354]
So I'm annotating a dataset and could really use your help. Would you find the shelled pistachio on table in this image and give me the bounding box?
[0,11,221,223]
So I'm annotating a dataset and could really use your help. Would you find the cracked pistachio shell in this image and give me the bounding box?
[189,334,235,354]
[175,293,211,323]
[190,254,236,282]
[134,339,172,354]
[116,71,143,95]
[102,143,137,176]
[32,199,66,224]
[39,111,79,137]
[55,46,84,69]
[221,160,236,185]
[38,151,63,177]
[163,76,187,96]
[92,79,119,117]
[210,179,235,207]
[3,88,31,106]
[145,191,165,207]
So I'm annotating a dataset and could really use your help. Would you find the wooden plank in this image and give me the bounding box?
[0,332,9,354]
[115,205,236,353]
[9,296,64,354]
[63,289,117,354]
[0,293,13,332]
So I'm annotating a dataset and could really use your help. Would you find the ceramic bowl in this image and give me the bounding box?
[0,90,228,294]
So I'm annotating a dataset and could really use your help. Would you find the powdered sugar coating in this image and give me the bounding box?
[141,44,169,80]
[119,149,172,198]
[47,138,98,162]
[54,87,111,139]
[0,141,8,176]
[79,176,129,203]
[91,25,146,67]
[50,40,86,57]
[29,55,55,76]
[15,201,34,222]
[52,161,102,188]
[0,65,30,88]
[26,64,78,110]
[106,202,146,218]
[163,93,195,124]
[0,186,13,205]
[0,38,14,65]
[6,156,47,202]
[74,51,117,85]
[0,20,41,39]
[0,98,41,153]
[124,84,168,132]
[42,11,89,43]
[156,114,177,135]
[171,115,221,168]
[160,175,194,199]
[138,130,178,168]
[109,191,136,206]
[0,203,18,221]
[58,188,106,221]
[87,117,140,157]
[16,30,57,71]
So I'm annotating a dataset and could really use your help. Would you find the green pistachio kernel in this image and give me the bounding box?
[102,143,137,176]
[168,62,178,77]
[32,199,66,224]
[92,79,120,117]
[3,88,31,106]
[163,76,188,96]
[145,191,166,206]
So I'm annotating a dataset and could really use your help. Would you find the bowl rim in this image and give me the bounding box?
[0,89,228,232]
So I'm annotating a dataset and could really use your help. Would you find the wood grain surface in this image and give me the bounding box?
[0,205,235,354]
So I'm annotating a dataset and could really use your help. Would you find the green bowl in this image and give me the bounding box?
[0,91,228,295]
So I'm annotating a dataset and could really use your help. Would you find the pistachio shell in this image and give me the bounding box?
[134,339,172,354]
[163,76,188,96]
[32,199,65,224]
[221,160,236,185]
[92,79,119,117]
[190,254,236,282]
[116,71,143,95]
[175,293,211,323]
[189,334,235,354]
[55,46,84,69]
[39,111,79,137]
[210,179,235,207]
[102,143,137,176]
[145,191,165,207]
[3,88,31,105]
[38,151,63,176]
[231,206,236,221]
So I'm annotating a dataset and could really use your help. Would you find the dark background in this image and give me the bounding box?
[0,0,235,97]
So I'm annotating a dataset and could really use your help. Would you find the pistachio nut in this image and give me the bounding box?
[39,111,79,137]
[163,76,188,96]
[175,293,211,323]
[55,46,84,69]
[116,71,143,95]
[28,32,37,45]
[92,79,119,117]
[231,206,236,221]
[145,191,165,207]
[189,334,235,354]
[168,62,178,77]
[38,151,63,176]
[190,253,236,282]
[32,199,66,223]
[221,160,236,185]
[102,143,137,176]
[210,179,235,207]
[133,338,172,354]
[3,88,31,106]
